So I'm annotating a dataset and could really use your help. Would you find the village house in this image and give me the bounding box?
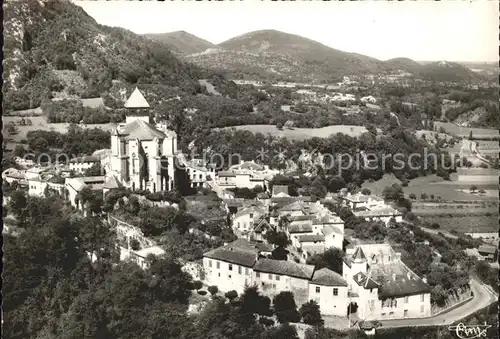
[2,168,28,186]
[308,268,349,316]
[14,156,35,168]
[353,207,404,226]
[360,95,377,104]
[232,205,268,233]
[477,245,498,262]
[69,155,101,174]
[339,193,385,210]
[27,176,66,198]
[215,160,278,190]
[272,185,290,197]
[203,239,261,294]
[181,158,215,188]
[65,176,106,209]
[247,217,276,243]
[202,239,350,316]
[122,245,166,270]
[342,244,432,321]
[464,232,498,245]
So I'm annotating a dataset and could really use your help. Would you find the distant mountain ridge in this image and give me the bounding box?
[144,31,215,55]
[175,29,485,83]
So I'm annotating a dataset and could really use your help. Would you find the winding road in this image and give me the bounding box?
[377,278,497,328]
[462,139,493,166]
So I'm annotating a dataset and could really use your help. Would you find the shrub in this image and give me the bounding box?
[197,290,207,296]
[207,285,219,296]
[225,290,238,301]
[430,223,440,229]
[299,300,324,326]
[259,316,275,327]
[130,239,140,251]
[192,280,203,290]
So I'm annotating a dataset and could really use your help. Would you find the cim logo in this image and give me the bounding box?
[448,322,492,339]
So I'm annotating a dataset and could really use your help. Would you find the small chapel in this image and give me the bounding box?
[105,87,178,193]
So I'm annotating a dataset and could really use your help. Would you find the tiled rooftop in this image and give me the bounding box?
[253,258,315,280]
[311,268,347,287]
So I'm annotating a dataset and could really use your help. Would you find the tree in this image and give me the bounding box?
[130,238,140,251]
[240,286,272,316]
[478,189,486,195]
[6,122,19,135]
[273,291,301,323]
[208,285,219,296]
[306,248,344,274]
[276,122,284,130]
[361,188,371,196]
[263,323,299,339]
[83,162,103,176]
[8,190,27,220]
[430,223,440,229]
[299,300,324,326]
[225,290,238,302]
[409,193,417,200]
[382,184,404,202]
[284,120,294,130]
[192,280,203,290]
[420,193,428,200]
[13,145,25,157]
[264,230,291,248]
[469,185,478,193]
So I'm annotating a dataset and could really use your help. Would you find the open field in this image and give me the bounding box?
[363,173,498,201]
[2,116,117,142]
[477,141,500,150]
[215,124,370,140]
[434,122,499,139]
[421,215,498,233]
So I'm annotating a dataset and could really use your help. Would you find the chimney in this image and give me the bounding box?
[407,272,412,280]
[392,273,396,281]
[422,277,428,284]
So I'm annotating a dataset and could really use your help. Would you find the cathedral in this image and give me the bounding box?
[105,87,178,193]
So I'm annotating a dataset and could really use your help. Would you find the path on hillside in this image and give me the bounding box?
[463,140,493,166]
[400,220,459,240]
[419,226,458,240]
[376,278,497,328]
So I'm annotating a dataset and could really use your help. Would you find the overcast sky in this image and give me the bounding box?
[76,0,498,62]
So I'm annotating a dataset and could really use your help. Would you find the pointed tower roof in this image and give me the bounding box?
[352,247,366,263]
[124,87,150,108]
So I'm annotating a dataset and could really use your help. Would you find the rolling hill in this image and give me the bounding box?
[186,29,388,83]
[3,0,214,111]
[183,29,484,84]
[144,31,215,55]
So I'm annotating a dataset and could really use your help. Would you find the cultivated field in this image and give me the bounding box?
[216,124,370,140]
[422,215,498,233]
[477,141,500,150]
[363,173,498,201]
[2,116,117,142]
[434,122,499,139]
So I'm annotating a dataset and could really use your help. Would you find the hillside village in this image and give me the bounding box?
[3,87,498,335]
